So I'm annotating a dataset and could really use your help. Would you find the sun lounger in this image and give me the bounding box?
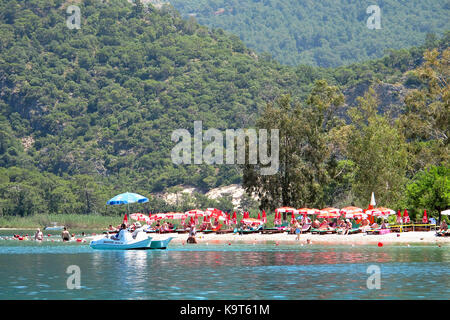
[302,224,311,233]
[216,229,234,234]
[201,230,214,234]
[436,230,450,237]
[311,228,337,234]
[175,229,188,234]
[261,228,285,234]
[348,228,361,234]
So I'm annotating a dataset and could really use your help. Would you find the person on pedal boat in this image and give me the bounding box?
[112,224,129,241]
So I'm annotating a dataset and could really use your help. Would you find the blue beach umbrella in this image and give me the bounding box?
[107,192,149,205]
[107,192,149,219]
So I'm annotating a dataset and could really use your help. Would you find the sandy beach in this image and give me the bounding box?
[144,231,450,246]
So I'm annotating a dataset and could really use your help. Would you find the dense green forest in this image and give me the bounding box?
[0,0,448,220]
[169,0,450,67]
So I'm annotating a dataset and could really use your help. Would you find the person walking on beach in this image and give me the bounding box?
[61,227,71,242]
[295,220,301,240]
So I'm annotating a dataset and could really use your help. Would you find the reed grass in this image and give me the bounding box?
[0,214,123,229]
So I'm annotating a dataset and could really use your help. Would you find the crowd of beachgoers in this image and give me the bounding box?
[2,206,449,246]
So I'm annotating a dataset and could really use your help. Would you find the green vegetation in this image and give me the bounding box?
[243,48,449,221]
[0,0,448,223]
[170,0,450,67]
[0,213,124,229]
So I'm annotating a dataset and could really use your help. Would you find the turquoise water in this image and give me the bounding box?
[0,233,449,300]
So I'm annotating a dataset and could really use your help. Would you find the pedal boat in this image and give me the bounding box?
[90,232,152,250]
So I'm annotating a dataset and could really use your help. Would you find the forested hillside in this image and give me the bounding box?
[170,0,450,67]
[0,0,448,218]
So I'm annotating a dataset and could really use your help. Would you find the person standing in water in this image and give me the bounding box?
[61,227,71,241]
[34,228,43,241]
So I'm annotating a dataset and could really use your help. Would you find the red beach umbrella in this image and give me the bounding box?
[422,210,428,224]
[130,213,150,223]
[396,210,402,224]
[232,212,237,224]
[185,209,205,217]
[341,206,364,219]
[403,209,410,224]
[257,212,261,220]
[298,208,320,215]
[290,211,296,224]
[318,207,341,219]
[262,210,267,223]
[123,213,128,225]
[241,218,264,226]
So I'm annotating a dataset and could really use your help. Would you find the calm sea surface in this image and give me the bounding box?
[0,230,449,300]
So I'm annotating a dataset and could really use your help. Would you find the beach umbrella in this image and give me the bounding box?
[241,218,264,226]
[225,212,231,225]
[298,208,320,215]
[123,213,128,225]
[340,206,363,218]
[232,212,237,224]
[209,209,227,221]
[107,192,149,205]
[275,207,298,214]
[403,209,410,224]
[169,212,186,220]
[262,210,267,224]
[422,210,428,224]
[290,211,296,224]
[368,192,376,209]
[396,210,402,224]
[107,192,149,220]
[185,209,205,217]
[318,207,340,219]
[205,208,219,216]
[366,208,383,217]
[130,213,150,223]
[377,207,396,216]
[148,213,166,221]
[273,211,279,225]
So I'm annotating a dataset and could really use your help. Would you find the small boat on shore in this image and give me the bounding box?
[44,226,64,231]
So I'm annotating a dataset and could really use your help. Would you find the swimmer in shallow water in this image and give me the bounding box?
[34,228,43,241]
[61,227,71,242]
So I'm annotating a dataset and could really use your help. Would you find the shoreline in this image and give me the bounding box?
[141,231,450,246]
[2,229,449,246]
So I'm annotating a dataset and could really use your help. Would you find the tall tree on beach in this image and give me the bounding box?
[243,80,344,211]
[344,88,408,207]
